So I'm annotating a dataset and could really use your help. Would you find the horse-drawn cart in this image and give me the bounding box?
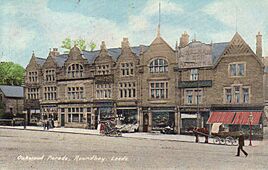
[193,123,240,146]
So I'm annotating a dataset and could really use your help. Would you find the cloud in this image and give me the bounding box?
[202,0,268,55]
[143,0,183,16]
[128,0,183,33]
[0,23,36,52]
[1,0,126,59]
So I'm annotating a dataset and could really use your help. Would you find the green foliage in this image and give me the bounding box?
[89,41,96,51]
[73,39,87,51]
[61,37,72,53]
[61,37,96,53]
[0,62,25,86]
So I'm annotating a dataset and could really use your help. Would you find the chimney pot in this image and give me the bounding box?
[256,32,262,57]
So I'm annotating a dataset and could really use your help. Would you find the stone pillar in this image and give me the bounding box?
[92,108,97,129]
[138,108,143,132]
[197,112,201,128]
[148,109,152,132]
[174,107,178,134]
[178,110,181,134]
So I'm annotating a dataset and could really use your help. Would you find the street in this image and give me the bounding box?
[0,129,267,170]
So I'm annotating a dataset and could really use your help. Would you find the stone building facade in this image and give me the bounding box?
[0,85,24,117]
[24,30,266,134]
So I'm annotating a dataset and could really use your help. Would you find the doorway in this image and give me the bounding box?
[143,113,149,132]
[61,114,65,127]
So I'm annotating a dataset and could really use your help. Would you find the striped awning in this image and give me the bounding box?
[207,112,235,124]
[232,112,262,125]
[207,111,262,125]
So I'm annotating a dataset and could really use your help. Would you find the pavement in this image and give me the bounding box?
[0,125,262,146]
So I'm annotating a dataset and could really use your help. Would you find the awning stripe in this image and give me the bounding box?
[207,112,235,124]
[232,112,262,125]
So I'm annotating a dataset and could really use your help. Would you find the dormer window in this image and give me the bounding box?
[67,64,84,78]
[149,58,168,73]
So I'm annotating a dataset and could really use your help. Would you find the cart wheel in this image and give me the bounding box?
[232,138,238,146]
[225,136,233,146]
[220,138,225,145]
[213,137,220,144]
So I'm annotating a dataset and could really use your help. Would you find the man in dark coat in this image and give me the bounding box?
[236,132,248,157]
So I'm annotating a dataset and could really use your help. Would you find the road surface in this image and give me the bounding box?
[0,129,267,170]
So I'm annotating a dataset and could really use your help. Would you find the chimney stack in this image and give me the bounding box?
[179,31,189,48]
[256,32,262,57]
[121,37,130,48]
[50,48,60,57]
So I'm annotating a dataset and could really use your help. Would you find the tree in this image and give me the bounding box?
[61,38,96,53]
[61,38,72,53]
[0,62,25,86]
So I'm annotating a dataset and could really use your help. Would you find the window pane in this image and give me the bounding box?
[230,64,237,76]
[238,64,244,76]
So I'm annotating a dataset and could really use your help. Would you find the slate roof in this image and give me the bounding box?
[35,57,46,66]
[0,85,24,98]
[54,46,149,66]
[35,42,226,67]
[212,42,229,64]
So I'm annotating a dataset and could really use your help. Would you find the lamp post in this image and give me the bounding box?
[248,112,253,146]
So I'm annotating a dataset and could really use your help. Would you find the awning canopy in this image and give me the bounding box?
[207,112,235,124]
[232,112,262,125]
[207,111,262,125]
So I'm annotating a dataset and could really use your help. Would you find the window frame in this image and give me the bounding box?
[149,58,168,73]
[228,62,246,77]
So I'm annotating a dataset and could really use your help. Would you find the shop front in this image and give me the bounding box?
[116,108,138,125]
[179,110,210,134]
[207,110,263,139]
[93,101,114,129]
[141,107,176,133]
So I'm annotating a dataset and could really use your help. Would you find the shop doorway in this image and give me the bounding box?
[61,114,65,127]
[143,113,149,132]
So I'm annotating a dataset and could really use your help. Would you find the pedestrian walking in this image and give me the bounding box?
[43,119,47,130]
[46,119,50,130]
[236,132,248,157]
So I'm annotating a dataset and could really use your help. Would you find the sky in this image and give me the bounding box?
[1,0,268,67]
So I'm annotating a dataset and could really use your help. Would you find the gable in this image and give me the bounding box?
[42,54,57,68]
[26,54,43,70]
[214,33,264,68]
[222,33,253,56]
[146,36,174,53]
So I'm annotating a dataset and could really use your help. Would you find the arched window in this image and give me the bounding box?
[67,64,84,78]
[149,59,168,73]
